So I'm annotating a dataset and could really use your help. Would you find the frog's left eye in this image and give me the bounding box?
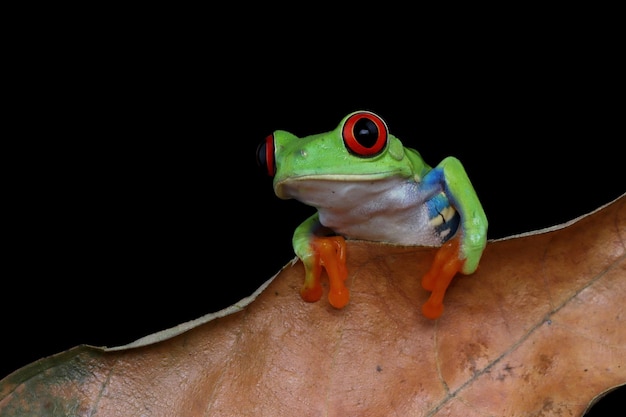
[257,134,276,176]
[342,111,388,157]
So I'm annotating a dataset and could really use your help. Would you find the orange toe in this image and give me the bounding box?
[421,236,464,319]
[310,235,350,309]
[300,281,323,303]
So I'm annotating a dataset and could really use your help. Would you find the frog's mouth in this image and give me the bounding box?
[275,174,404,207]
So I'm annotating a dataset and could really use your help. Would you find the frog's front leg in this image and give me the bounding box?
[419,157,488,319]
[293,213,349,309]
[421,236,464,319]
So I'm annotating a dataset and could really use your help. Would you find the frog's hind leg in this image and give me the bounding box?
[421,235,464,319]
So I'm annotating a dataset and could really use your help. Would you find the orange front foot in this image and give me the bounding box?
[421,236,465,319]
[300,235,349,309]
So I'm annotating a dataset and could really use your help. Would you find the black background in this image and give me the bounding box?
[3,25,624,414]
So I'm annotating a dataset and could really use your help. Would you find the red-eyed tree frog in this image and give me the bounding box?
[257,111,488,319]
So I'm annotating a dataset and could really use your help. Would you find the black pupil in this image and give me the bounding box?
[353,118,378,148]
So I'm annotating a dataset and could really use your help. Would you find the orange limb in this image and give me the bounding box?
[300,235,349,309]
[300,250,323,303]
[421,236,465,319]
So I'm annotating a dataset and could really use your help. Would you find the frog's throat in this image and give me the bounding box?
[274,172,407,200]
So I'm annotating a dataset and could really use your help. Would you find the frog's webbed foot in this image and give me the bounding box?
[421,235,465,319]
[300,235,349,309]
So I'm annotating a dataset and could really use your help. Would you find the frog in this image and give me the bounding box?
[257,110,488,319]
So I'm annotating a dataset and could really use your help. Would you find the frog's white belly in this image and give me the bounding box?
[281,177,446,246]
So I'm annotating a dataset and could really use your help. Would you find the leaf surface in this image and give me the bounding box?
[1,195,624,417]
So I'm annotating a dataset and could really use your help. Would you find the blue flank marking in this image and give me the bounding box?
[420,167,460,243]
[426,193,460,243]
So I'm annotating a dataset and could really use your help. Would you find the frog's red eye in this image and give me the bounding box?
[257,134,275,176]
[342,111,388,157]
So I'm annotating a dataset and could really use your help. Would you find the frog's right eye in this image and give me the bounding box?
[257,134,276,177]
[342,111,388,157]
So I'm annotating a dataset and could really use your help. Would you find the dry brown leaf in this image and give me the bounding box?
[1,195,624,417]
